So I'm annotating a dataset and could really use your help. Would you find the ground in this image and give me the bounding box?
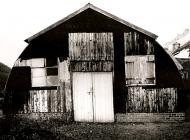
[0,117,190,140]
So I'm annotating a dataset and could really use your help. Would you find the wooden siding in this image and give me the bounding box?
[124,32,154,55]
[58,58,72,113]
[125,55,155,85]
[69,33,114,61]
[24,89,65,113]
[127,87,177,113]
[70,61,113,72]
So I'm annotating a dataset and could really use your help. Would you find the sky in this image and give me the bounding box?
[0,0,190,67]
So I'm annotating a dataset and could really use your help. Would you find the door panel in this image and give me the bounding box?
[73,72,114,122]
[93,72,114,122]
[73,72,93,122]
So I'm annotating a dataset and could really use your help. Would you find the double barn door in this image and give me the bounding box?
[73,72,114,122]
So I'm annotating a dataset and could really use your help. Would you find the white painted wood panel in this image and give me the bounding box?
[31,68,46,77]
[72,72,114,122]
[31,68,46,87]
[32,77,47,87]
[30,58,45,67]
[93,72,114,122]
[73,72,93,122]
[47,76,58,86]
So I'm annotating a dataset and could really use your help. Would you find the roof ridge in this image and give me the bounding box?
[25,3,158,43]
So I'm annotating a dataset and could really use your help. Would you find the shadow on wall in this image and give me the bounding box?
[4,67,31,114]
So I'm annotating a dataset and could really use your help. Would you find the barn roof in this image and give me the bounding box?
[25,3,158,43]
[172,40,190,55]
[165,50,183,71]
[155,42,183,71]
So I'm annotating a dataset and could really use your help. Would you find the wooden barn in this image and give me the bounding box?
[5,4,185,122]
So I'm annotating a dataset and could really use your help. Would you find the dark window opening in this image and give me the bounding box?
[46,57,57,67]
[46,68,58,76]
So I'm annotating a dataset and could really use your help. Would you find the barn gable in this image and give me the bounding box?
[25,3,157,43]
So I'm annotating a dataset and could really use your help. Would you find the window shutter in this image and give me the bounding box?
[125,55,155,86]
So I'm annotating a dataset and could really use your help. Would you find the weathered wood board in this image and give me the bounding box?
[125,55,155,85]
[69,33,114,61]
[58,58,72,114]
[24,89,65,113]
[127,87,177,113]
[70,61,113,72]
[124,32,154,55]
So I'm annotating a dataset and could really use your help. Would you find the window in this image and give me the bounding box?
[31,58,58,87]
[125,55,155,86]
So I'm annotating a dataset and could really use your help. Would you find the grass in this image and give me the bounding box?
[0,116,190,140]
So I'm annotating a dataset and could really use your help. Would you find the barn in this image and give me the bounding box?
[5,3,185,122]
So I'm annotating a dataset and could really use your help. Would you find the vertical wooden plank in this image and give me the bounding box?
[57,87,61,112]
[53,90,57,112]
[80,33,84,60]
[58,58,72,113]
[89,33,93,60]
[37,91,41,112]
[69,33,72,59]
[31,91,34,112]
[95,33,98,60]
[102,33,105,60]
[44,90,48,112]
[47,89,50,112]
[33,91,37,112]
[55,90,58,112]
[93,72,114,122]
[50,90,53,112]
[73,33,76,60]
[28,91,31,113]
[85,33,88,60]
[107,33,110,60]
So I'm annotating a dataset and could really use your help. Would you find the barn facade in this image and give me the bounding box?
[5,4,185,122]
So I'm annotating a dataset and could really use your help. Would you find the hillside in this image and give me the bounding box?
[0,62,11,91]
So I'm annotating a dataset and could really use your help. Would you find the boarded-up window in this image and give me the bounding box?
[125,55,155,85]
[46,68,58,76]
[69,33,114,61]
[124,32,154,55]
[31,58,58,87]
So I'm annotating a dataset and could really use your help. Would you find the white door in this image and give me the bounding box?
[73,73,93,122]
[72,72,114,122]
[93,72,114,122]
